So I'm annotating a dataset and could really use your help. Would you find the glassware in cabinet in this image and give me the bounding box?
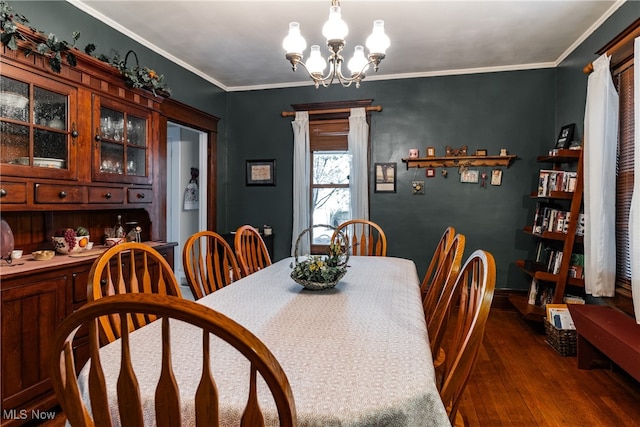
[0,66,78,179]
[93,96,151,184]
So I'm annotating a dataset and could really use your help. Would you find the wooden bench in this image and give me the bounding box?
[568,304,640,382]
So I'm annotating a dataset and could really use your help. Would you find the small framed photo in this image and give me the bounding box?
[374,162,396,193]
[555,123,575,149]
[426,147,436,157]
[246,159,276,186]
[491,169,503,186]
[460,169,479,183]
[475,149,488,156]
[426,168,436,178]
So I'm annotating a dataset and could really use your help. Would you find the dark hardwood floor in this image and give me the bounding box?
[43,308,640,426]
[459,308,640,426]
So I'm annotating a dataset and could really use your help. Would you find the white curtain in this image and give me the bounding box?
[630,37,640,322]
[583,53,618,297]
[348,107,369,220]
[291,112,310,256]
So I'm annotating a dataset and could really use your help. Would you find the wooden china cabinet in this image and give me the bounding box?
[0,27,180,425]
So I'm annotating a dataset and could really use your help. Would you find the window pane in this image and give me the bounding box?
[313,151,350,184]
[312,188,350,242]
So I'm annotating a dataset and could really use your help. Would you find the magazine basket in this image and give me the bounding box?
[291,225,349,290]
[544,319,577,357]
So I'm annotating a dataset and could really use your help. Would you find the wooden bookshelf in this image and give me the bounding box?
[510,149,584,322]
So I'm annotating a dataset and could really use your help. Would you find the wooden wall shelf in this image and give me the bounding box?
[401,155,517,169]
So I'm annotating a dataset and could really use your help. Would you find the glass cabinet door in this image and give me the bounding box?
[0,66,77,179]
[93,96,151,184]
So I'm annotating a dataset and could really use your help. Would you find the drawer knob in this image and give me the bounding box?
[137,193,145,199]
[0,189,6,197]
[105,192,112,199]
[59,191,67,198]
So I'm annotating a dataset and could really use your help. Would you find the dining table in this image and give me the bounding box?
[77,256,451,426]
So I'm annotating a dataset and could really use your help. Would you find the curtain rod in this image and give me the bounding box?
[583,18,640,74]
[281,105,382,117]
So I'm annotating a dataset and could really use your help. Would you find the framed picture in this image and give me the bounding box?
[460,169,479,183]
[426,146,436,157]
[555,123,575,149]
[426,168,436,178]
[491,169,503,186]
[374,162,396,193]
[246,159,276,186]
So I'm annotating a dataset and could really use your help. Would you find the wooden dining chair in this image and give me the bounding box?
[234,225,272,276]
[331,219,387,256]
[49,293,297,427]
[420,226,456,301]
[438,249,496,425]
[423,233,466,363]
[183,230,243,299]
[88,242,182,345]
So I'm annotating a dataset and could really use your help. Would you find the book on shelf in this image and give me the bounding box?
[563,294,585,304]
[528,278,539,305]
[536,285,555,307]
[538,170,550,197]
[537,169,577,196]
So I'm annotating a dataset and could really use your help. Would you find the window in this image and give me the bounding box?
[613,58,634,305]
[309,119,351,253]
[597,19,639,315]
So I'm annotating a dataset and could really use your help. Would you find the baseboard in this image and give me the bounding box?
[494,289,525,310]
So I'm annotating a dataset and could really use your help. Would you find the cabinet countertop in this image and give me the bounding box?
[0,241,177,279]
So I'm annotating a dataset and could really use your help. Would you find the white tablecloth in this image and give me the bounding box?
[78,257,450,426]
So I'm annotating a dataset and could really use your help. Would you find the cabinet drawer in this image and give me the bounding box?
[35,184,85,204]
[88,187,125,203]
[0,181,27,204]
[128,188,153,204]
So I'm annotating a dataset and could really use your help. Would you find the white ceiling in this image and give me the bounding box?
[68,0,627,92]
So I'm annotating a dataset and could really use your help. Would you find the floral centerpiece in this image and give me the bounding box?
[290,225,349,290]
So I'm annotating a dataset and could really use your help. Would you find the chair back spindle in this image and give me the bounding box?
[234,225,272,276]
[438,250,496,424]
[50,294,297,427]
[88,242,183,345]
[183,231,243,299]
[331,219,387,256]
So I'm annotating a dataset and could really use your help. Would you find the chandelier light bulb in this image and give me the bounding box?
[306,45,327,75]
[283,22,307,54]
[348,45,369,76]
[283,1,389,88]
[365,20,390,55]
[322,6,348,41]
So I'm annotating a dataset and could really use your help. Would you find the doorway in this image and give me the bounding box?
[166,121,208,295]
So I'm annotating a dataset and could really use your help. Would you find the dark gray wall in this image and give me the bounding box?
[8,0,639,291]
[225,71,554,290]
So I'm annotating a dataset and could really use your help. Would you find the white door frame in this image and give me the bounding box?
[166,122,208,286]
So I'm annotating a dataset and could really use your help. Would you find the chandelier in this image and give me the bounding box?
[283,0,390,88]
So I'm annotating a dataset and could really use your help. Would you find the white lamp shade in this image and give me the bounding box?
[348,45,369,75]
[305,45,327,74]
[365,20,390,55]
[283,22,307,54]
[322,6,348,40]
